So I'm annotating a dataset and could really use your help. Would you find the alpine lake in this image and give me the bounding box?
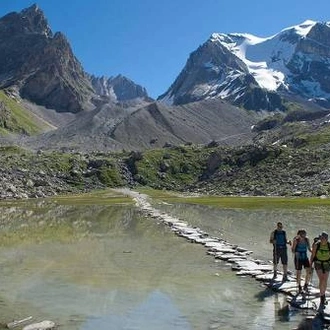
[0,189,330,330]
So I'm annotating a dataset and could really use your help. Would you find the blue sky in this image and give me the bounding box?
[1,0,330,99]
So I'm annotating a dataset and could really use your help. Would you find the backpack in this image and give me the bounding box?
[273,229,286,246]
[315,241,330,262]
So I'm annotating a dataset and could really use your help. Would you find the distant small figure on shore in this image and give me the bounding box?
[310,231,330,309]
[270,222,292,282]
[291,229,312,293]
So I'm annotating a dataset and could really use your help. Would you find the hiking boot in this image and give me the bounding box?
[318,303,326,313]
[320,294,327,305]
[272,271,277,279]
[282,275,288,282]
[303,283,309,292]
[298,285,302,293]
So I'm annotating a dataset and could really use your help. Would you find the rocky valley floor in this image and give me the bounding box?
[1,142,330,200]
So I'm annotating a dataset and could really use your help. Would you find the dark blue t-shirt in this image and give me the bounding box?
[274,230,286,248]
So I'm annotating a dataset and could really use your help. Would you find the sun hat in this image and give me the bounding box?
[320,231,329,239]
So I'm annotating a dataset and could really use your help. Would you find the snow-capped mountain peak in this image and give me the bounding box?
[210,21,319,92]
[159,20,330,111]
[280,19,316,38]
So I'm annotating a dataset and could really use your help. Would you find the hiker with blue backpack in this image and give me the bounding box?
[291,229,312,293]
[310,231,330,309]
[270,222,292,282]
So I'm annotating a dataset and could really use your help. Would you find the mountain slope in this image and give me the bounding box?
[112,100,258,149]
[159,20,330,111]
[90,75,149,102]
[0,4,95,113]
[0,5,150,116]
[19,99,260,152]
[0,90,54,135]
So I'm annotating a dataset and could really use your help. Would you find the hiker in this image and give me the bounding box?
[310,231,330,309]
[291,229,312,293]
[270,222,291,281]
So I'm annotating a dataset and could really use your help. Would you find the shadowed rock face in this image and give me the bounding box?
[287,23,330,102]
[158,40,248,105]
[90,75,149,101]
[298,23,330,57]
[0,4,52,39]
[0,4,94,113]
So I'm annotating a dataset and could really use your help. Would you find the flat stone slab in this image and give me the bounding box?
[287,295,318,310]
[232,260,273,272]
[215,253,246,260]
[194,237,219,244]
[23,321,55,330]
[227,257,248,263]
[236,269,264,276]
[204,241,232,248]
[269,280,299,294]
[7,316,33,329]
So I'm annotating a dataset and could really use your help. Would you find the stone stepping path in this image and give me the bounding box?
[7,318,55,330]
[117,189,330,325]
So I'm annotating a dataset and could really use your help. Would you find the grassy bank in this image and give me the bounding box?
[138,187,330,210]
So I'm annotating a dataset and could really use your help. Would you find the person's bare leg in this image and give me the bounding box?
[296,269,302,291]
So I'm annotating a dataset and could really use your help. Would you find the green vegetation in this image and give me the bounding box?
[298,125,330,147]
[50,189,133,206]
[0,148,132,199]
[1,138,330,199]
[97,163,123,186]
[127,142,330,197]
[0,222,78,247]
[163,195,330,210]
[0,191,135,247]
[130,146,211,188]
[0,145,25,153]
[138,188,330,210]
[0,91,47,135]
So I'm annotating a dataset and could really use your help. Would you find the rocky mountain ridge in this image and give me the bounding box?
[0,4,149,115]
[90,75,149,102]
[159,20,330,111]
[0,4,95,113]
[1,5,330,154]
